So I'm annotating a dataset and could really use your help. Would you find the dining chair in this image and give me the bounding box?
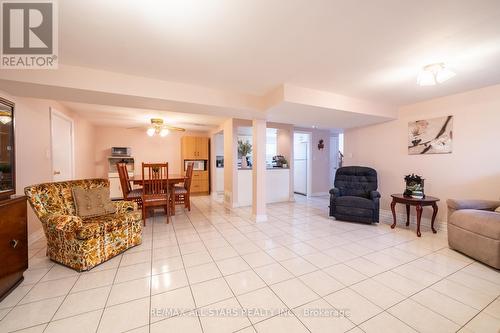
[117,162,142,207]
[141,162,170,225]
[174,162,194,211]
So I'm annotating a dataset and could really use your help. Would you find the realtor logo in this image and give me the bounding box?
[1,0,58,68]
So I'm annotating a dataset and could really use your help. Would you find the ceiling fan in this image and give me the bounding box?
[128,118,186,137]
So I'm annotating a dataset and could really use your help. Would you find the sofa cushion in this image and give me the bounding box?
[73,187,116,218]
[450,210,500,240]
[335,196,375,219]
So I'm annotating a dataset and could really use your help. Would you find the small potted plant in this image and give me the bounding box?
[404,174,425,199]
[238,140,252,168]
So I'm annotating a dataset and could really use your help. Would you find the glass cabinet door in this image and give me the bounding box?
[0,98,15,198]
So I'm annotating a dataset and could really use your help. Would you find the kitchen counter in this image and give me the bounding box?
[237,168,290,206]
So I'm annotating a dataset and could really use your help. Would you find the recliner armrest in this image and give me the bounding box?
[370,191,381,200]
[329,188,340,197]
[447,199,500,222]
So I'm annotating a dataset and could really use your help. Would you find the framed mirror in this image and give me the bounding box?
[0,97,15,200]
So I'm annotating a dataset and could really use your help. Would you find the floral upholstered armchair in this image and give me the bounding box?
[25,179,142,271]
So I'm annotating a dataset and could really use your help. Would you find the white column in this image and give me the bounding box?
[252,119,267,221]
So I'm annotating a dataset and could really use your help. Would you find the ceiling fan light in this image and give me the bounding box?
[436,67,456,83]
[147,127,156,136]
[417,70,436,86]
[160,128,169,137]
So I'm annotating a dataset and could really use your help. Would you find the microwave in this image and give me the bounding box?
[111,147,131,157]
[185,160,206,171]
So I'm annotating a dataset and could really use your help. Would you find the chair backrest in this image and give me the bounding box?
[184,162,194,191]
[142,163,169,197]
[24,179,109,218]
[334,166,378,198]
[117,162,132,198]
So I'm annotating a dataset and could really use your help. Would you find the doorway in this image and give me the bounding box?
[50,108,74,181]
[293,132,311,196]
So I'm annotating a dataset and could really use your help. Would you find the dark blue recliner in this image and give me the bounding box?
[329,166,380,224]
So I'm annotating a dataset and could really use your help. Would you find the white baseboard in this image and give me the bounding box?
[310,192,329,197]
[379,209,447,232]
[28,228,45,246]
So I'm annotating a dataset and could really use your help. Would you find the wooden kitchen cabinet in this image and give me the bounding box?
[181,136,210,194]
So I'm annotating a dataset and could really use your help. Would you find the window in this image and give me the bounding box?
[266,128,277,166]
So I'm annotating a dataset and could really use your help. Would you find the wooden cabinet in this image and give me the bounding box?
[181,136,209,160]
[0,196,28,301]
[181,136,210,194]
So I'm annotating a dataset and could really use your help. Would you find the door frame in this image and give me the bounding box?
[293,131,312,197]
[50,107,75,181]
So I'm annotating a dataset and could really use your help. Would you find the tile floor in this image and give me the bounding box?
[0,195,499,333]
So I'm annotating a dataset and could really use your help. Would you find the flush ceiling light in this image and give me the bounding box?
[417,63,456,86]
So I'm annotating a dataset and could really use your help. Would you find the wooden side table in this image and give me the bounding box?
[390,194,439,237]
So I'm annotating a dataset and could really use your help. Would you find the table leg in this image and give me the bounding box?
[416,204,423,237]
[405,204,410,226]
[431,203,438,234]
[390,200,397,229]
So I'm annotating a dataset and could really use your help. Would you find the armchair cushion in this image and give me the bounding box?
[73,186,116,218]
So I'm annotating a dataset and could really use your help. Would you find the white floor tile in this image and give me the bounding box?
[294,299,355,333]
[254,263,294,285]
[46,309,102,333]
[237,287,287,324]
[270,278,319,308]
[0,297,64,332]
[53,286,110,320]
[107,277,150,306]
[151,286,195,322]
[350,279,406,309]
[387,299,460,333]
[98,297,150,333]
[298,270,345,296]
[360,311,417,333]
[217,257,251,276]
[324,288,382,325]
[186,262,222,284]
[151,269,189,295]
[150,313,203,333]
[412,288,478,325]
[254,314,309,333]
[71,268,117,293]
[463,312,500,333]
[199,297,252,333]
[19,276,78,304]
[225,270,266,295]
[323,264,367,286]
[191,277,234,307]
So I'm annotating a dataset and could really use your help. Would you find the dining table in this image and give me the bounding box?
[132,174,187,216]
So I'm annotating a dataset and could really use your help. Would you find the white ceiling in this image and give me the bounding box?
[59,0,500,106]
[61,102,225,131]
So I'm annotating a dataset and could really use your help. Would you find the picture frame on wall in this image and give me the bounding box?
[408,115,453,155]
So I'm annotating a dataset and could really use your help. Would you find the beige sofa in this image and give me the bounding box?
[447,199,500,269]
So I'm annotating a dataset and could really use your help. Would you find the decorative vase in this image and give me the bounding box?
[241,155,248,168]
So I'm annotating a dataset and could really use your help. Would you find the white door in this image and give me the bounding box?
[294,141,308,195]
[51,109,74,181]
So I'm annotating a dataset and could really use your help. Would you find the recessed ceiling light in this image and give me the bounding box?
[417,63,456,86]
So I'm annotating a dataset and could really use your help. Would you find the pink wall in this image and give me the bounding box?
[344,84,500,222]
[94,126,209,178]
[0,91,96,238]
